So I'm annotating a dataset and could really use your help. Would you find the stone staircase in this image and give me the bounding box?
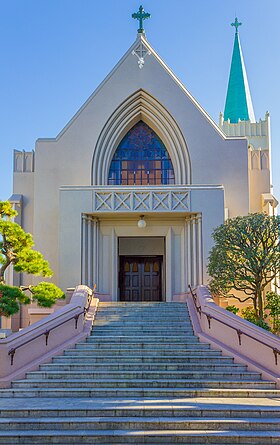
[0,301,279,443]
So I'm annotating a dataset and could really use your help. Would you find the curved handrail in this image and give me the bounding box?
[188,285,280,366]
[8,284,96,366]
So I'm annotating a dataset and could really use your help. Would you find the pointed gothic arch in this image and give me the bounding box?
[108,121,175,185]
[91,90,191,185]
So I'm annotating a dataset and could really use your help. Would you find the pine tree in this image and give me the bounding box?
[0,201,64,317]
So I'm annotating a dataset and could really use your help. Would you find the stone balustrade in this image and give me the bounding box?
[186,285,280,387]
[0,285,98,388]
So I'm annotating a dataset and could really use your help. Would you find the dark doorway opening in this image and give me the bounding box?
[119,256,162,302]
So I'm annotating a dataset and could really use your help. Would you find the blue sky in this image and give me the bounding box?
[0,0,279,202]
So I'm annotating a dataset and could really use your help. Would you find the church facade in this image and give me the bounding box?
[9,12,277,325]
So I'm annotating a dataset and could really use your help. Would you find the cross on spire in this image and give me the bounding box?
[132,5,151,34]
[231,17,242,34]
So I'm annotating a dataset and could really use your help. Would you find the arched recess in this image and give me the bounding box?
[91,90,191,185]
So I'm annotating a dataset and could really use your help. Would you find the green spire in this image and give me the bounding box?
[224,18,255,123]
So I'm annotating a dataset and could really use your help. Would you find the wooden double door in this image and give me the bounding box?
[119,256,163,302]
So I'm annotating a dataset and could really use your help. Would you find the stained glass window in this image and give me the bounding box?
[108,121,175,185]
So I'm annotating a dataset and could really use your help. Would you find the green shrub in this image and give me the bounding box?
[241,307,270,331]
[225,305,239,314]
[265,291,280,334]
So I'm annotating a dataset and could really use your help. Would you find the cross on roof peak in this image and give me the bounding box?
[231,17,242,34]
[132,5,151,34]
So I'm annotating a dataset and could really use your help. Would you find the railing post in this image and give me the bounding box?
[44,330,50,346]
[273,348,280,366]
[237,329,242,346]
[8,348,15,366]
[74,314,80,329]
[206,314,211,329]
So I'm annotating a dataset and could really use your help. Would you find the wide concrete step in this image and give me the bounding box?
[93,321,192,327]
[63,348,216,356]
[93,321,192,326]
[12,379,274,389]
[95,301,186,311]
[87,336,196,342]
[1,387,280,398]
[94,316,191,321]
[94,318,191,323]
[1,416,279,431]
[91,327,194,332]
[93,325,193,330]
[98,306,185,309]
[26,370,261,381]
[96,310,188,314]
[52,355,231,363]
[68,343,212,350]
[95,309,190,313]
[95,310,186,314]
[92,326,195,338]
[97,302,184,304]
[62,350,219,358]
[95,310,190,315]
[75,342,207,350]
[92,325,193,330]
[2,399,280,418]
[0,428,278,444]
[92,323,192,328]
[40,363,248,372]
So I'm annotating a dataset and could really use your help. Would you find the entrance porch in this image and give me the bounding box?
[59,185,225,298]
[81,213,202,302]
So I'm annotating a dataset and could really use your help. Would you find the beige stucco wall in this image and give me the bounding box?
[220,113,272,214]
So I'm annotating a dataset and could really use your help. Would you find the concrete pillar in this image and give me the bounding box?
[197,214,203,285]
[191,216,197,286]
[166,228,173,302]
[111,228,118,301]
[81,215,99,289]
[87,216,93,288]
[185,216,192,290]
[181,222,186,291]
[92,217,99,289]
[81,214,88,285]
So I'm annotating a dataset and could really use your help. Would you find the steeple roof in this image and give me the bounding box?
[224,19,255,123]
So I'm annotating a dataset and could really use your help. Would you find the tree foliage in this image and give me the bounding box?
[0,284,30,317]
[0,202,52,283]
[265,291,280,334]
[22,282,65,308]
[241,306,270,330]
[0,201,64,317]
[208,213,280,320]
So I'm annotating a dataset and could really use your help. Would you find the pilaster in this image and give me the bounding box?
[81,214,99,289]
